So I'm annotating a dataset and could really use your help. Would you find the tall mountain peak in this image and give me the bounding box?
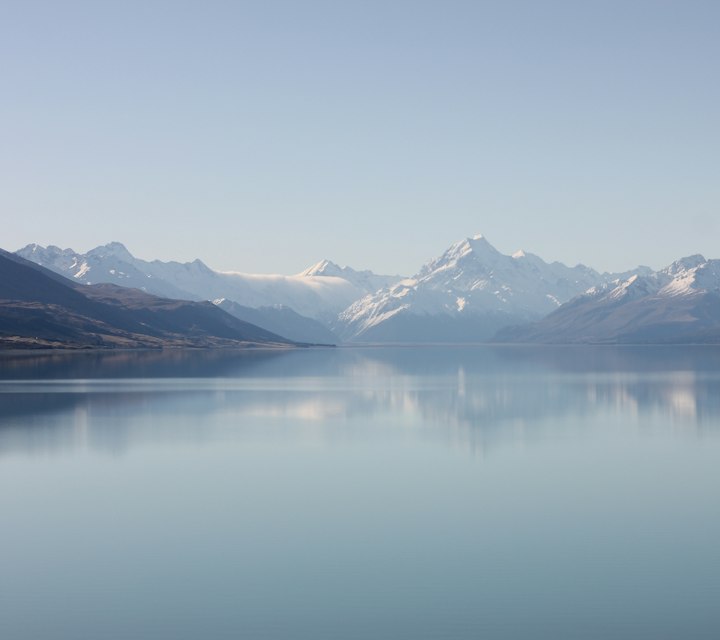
[339,234,621,343]
[462,234,495,250]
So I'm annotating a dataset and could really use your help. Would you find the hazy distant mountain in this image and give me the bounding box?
[213,298,338,345]
[0,249,293,349]
[338,234,631,343]
[299,259,402,295]
[496,255,720,344]
[16,243,394,324]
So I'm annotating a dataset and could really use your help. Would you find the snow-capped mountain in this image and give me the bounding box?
[18,242,200,300]
[16,243,390,323]
[299,259,402,294]
[338,234,626,343]
[496,255,720,344]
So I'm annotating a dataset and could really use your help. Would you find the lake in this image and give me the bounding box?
[1,346,719,639]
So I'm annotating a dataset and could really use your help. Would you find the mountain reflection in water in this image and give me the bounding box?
[1,346,719,457]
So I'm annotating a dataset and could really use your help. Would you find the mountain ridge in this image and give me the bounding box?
[16,237,719,345]
[17,243,400,326]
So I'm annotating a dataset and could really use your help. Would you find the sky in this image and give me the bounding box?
[2,0,718,275]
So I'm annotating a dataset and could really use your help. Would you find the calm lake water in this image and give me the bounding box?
[1,346,719,639]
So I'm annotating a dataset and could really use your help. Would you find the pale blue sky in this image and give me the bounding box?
[2,0,718,274]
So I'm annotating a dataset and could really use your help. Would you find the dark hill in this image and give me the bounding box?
[0,250,294,349]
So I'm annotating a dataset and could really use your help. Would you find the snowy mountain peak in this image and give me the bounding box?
[420,234,501,277]
[657,257,720,297]
[664,254,707,276]
[512,249,527,259]
[466,234,495,250]
[606,274,656,301]
[298,259,402,295]
[298,259,344,278]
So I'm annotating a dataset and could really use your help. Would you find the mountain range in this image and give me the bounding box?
[11,237,720,346]
[496,255,720,344]
[17,242,398,322]
[17,242,402,344]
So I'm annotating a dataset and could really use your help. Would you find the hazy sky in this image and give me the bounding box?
[2,0,718,275]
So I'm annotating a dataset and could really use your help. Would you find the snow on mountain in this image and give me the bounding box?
[20,237,676,344]
[298,259,402,294]
[496,255,720,344]
[16,243,373,321]
[338,234,619,342]
[575,254,718,305]
[658,255,720,297]
[18,243,216,301]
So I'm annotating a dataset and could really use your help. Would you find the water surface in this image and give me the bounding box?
[1,346,719,639]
